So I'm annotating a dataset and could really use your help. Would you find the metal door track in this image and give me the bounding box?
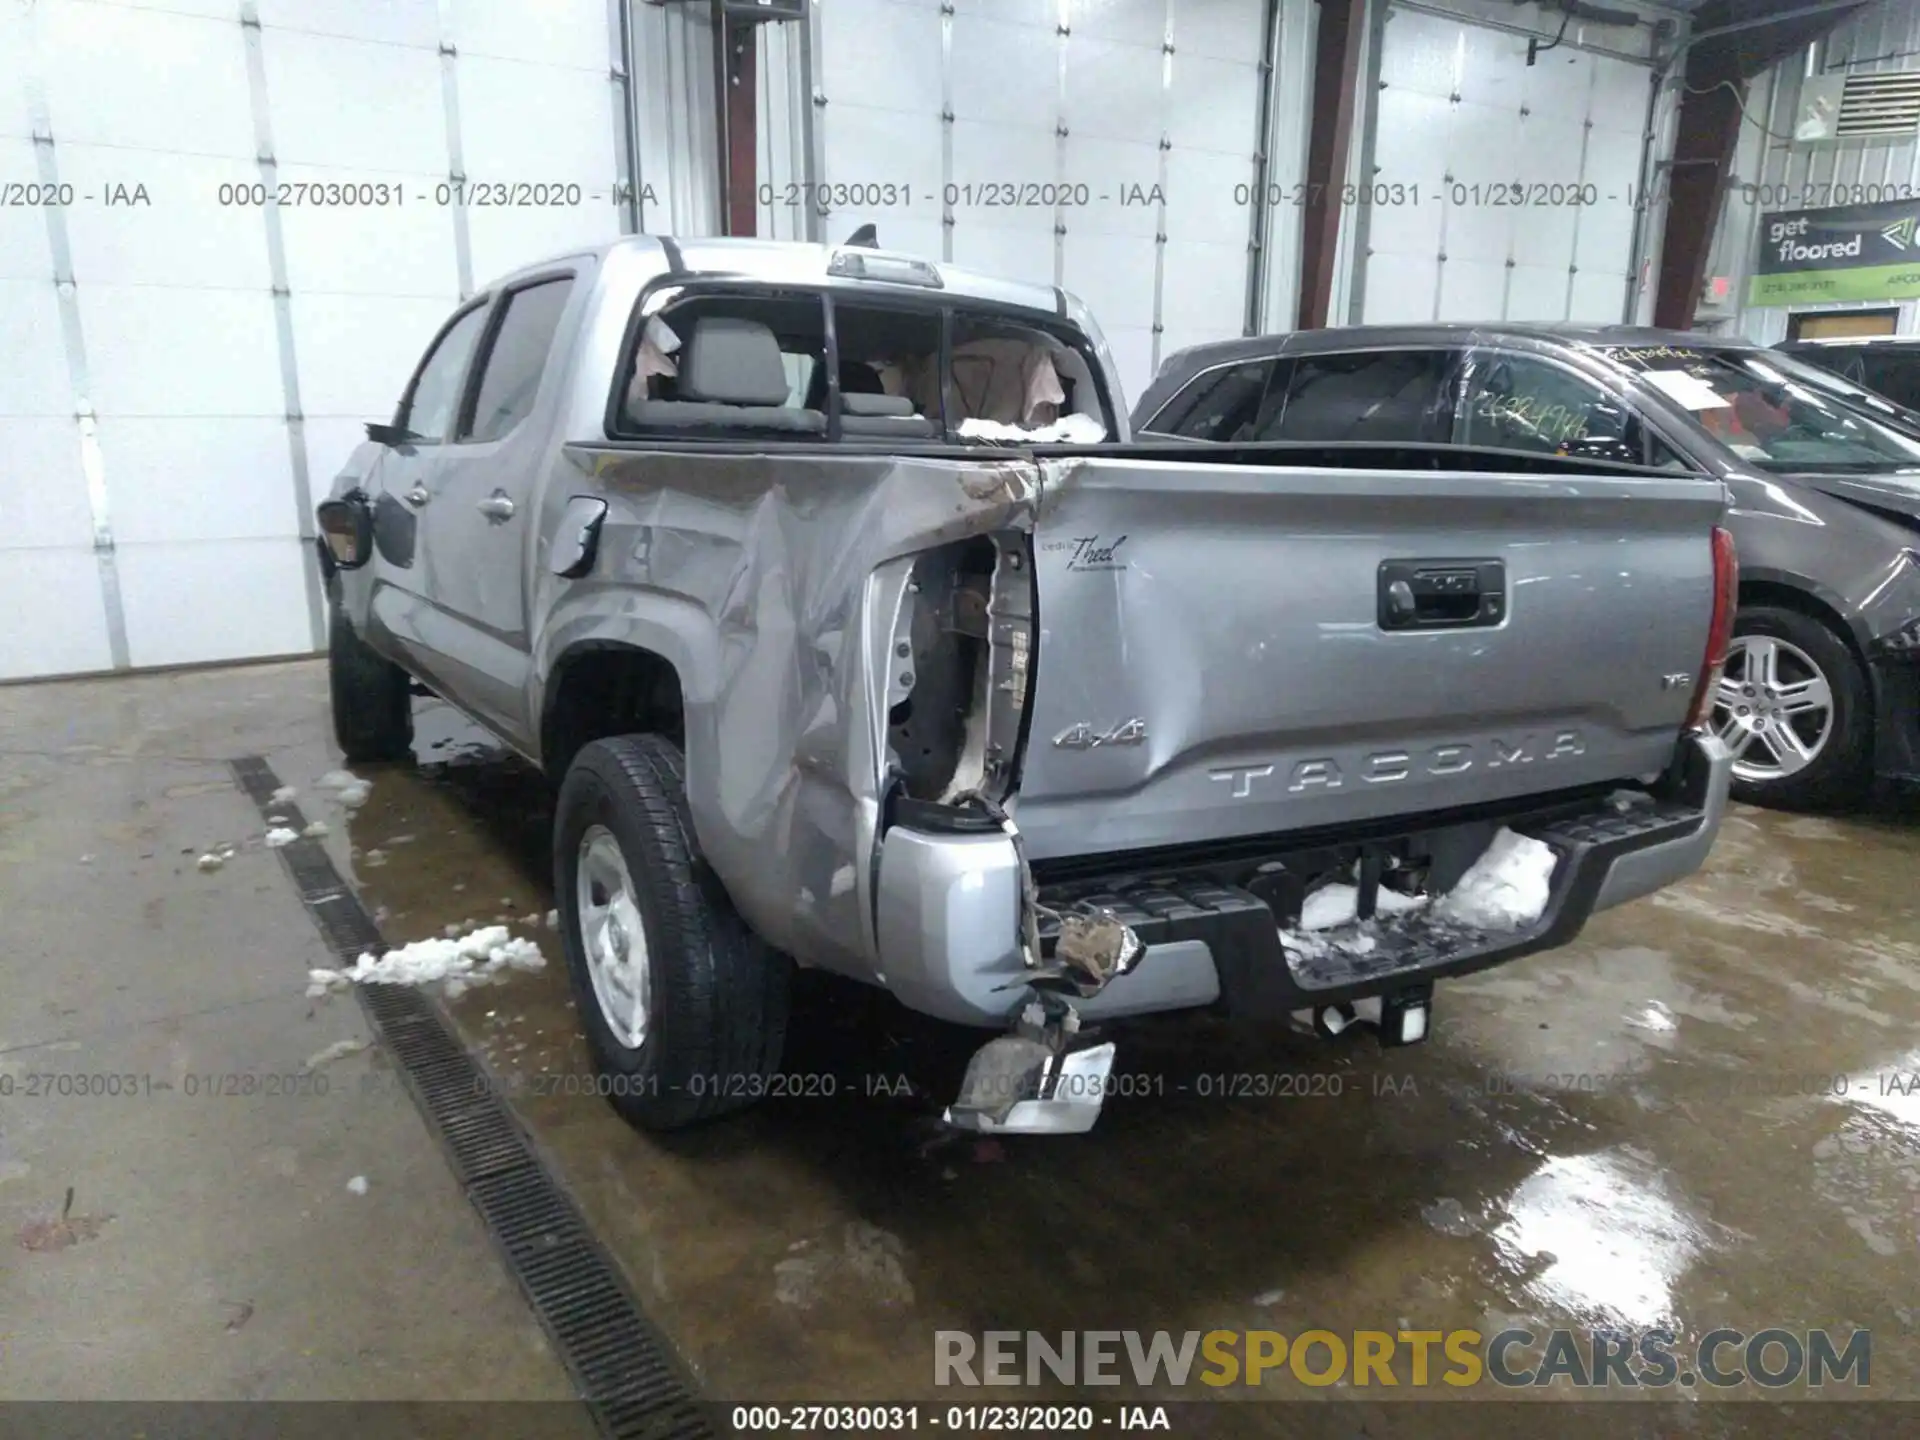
[233,756,714,1440]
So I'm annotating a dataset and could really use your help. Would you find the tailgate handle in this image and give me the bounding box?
[1378,560,1506,631]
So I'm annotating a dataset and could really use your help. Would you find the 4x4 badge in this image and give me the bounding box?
[1053,718,1148,750]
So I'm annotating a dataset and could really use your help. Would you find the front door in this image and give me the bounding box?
[364,297,494,694]
[415,271,583,746]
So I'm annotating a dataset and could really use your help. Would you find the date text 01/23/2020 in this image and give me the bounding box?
[756,181,1165,209]
[1234,180,1676,208]
[729,1405,1173,1432]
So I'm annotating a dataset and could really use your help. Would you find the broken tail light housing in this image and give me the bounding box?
[884,532,1035,809]
[1685,525,1739,734]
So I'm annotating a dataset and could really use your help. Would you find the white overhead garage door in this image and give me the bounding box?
[1361,3,1651,325]
[800,0,1276,410]
[0,0,626,682]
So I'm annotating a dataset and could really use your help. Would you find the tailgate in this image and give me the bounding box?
[1009,456,1727,862]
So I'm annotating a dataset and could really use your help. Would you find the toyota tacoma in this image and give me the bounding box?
[315,236,1736,1136]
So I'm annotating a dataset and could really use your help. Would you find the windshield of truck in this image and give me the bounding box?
[1602,345,1920,475]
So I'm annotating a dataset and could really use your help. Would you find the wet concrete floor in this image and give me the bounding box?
[5,660,1920,1428]
[0,661,585,1432]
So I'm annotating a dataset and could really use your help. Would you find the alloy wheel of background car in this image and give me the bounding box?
[1711,634,1835,783]
[576,823,651,1051]
[1708,605,1873,810]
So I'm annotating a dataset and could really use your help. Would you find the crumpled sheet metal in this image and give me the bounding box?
[549,447,1041,980]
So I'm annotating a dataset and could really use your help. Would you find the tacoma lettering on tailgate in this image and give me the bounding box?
[1209,733,1587,798]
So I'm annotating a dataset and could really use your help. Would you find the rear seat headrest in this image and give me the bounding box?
[679,317,793,407]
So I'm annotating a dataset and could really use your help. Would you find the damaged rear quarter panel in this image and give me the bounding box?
[534,444,1040,980]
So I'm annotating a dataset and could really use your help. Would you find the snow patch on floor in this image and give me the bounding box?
[1432,828,1557,930]
[269,785,298,805]
[306,924,545,997]
[346,1175,369,1196]
[314,769,372,807]
[829,865,856,898]
[300,819,329,838]
[264,827,299,848]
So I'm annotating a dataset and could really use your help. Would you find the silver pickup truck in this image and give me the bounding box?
[315,235,1737,1136]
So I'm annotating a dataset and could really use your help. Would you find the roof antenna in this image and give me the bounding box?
[843,223,879,249]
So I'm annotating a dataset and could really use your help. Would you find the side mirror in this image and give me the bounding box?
[365,421,417,447]
[317,495,374,570]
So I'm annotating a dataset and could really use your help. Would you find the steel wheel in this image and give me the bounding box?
[576,824,650,1050]
[1710,634,1836,784]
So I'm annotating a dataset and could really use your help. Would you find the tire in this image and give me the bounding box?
[554,734,791,1131]
[328,603,413,763]
[1712,605,1872,811]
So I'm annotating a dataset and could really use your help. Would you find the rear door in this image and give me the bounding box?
[1010,452,1727,863]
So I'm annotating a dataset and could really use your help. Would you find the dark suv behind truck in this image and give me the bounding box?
[1135,324,1920,810]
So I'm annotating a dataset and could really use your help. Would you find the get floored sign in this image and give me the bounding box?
[1750,199,1920,306]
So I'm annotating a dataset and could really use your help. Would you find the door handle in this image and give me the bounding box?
[403,485,431,507]
[477,491,516,523]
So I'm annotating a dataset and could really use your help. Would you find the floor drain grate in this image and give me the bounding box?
[234,756,714,1440]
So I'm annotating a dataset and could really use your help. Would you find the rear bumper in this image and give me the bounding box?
[875,732,1732,1026]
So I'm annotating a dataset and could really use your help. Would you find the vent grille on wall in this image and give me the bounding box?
[1796,71,1920,141]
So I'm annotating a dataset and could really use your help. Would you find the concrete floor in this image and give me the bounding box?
[0,662,582,1429]
[4,660,1919,1425]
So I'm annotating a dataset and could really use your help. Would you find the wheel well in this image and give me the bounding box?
[541,644,685,780]
[1738,580,1866,666]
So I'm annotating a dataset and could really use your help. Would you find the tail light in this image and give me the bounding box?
[1684,525,1739,733]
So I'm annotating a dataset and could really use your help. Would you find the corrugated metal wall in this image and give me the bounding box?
[1342,0,1678,328]
[0,0,642,682]
[761,0,1307,409]
[633,0,723,236]
[1708,0,1920,342]
[0,0,755,682]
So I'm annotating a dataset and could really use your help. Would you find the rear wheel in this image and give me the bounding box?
[1709,605,1871,810]
[327,603,413,763]
[554,734,790,1131]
